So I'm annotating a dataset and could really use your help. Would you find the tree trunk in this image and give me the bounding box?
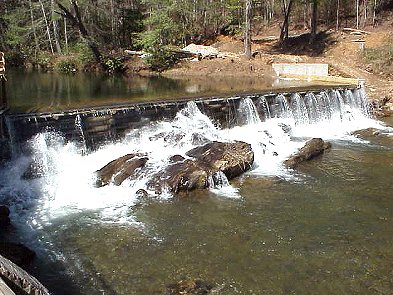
[56,0,102,63]
[29,0,40,60]
[372,0,377,26]
[245,0,252,59]
[279,0,293,43]
[38,0,54,54]
[310,0,318,43]
[64,17,68,54]
[356,0,360,29]
[51,0,62,53]
[336,0,340,31]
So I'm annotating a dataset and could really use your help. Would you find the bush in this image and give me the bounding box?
[144,47,179,72]
[54,56,79,73]
[102,56,126,73]
[71,42,95,64]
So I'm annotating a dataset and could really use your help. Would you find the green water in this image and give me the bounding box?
[5,69,347,113]
[35,138,393,294]
[3,71,392,294]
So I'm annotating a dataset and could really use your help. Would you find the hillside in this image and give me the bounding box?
[162,13,393,112]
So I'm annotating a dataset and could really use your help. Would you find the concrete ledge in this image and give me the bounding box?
[273,63,329,77]
[279,74,363,87]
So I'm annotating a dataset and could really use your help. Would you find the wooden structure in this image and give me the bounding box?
[0,254,50,295]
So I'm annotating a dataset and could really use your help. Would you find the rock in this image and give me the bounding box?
[352,128,381,138]
[352,128,393,147]
[95,154,148,187]
[165,279,213,295]
[0,205,10,228]
[169,155,186,163]
[149,141,254,194]
[0,242,36,266]
[186,141,254,179]
[284,138,331,168]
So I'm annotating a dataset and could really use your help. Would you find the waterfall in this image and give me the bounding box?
[0,87,384,226]
[74,113,87,154]
[237,97,261,125]
[290,93,309,125]
[258,96,271,120]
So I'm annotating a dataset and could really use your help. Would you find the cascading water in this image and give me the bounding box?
[0,88,384,228]
[1,87,392,294]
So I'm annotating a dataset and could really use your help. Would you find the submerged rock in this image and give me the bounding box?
[352,128,393,147]
[284,138,331,168]
[95,153,148,187]
[352,128,381,138]
[149,141,254,194]
[165,279,213,295]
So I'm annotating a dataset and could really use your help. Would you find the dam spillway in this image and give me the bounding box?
[3,86,369,152]
[1,82,393,295]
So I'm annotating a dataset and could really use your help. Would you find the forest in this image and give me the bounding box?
[0,0,392,72]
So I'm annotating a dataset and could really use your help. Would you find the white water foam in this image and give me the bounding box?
[0,89,387,226]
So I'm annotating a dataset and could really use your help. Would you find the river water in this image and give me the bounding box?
[1,72,393,294]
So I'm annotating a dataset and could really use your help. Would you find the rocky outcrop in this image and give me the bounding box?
[186,141,254,179]
[352,128,393,147]
[284,138,331,168]
[95,153,148,187]
[95,141,253,194]
[148,141,254,194]
[0,205,10,228]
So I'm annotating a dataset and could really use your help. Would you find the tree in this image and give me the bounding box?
[309,0,317,43]
[279,0,293,42]
[245,0,252,59]
[55,0,102,63]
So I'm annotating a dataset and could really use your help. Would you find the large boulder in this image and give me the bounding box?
[95,153,148,187]
[149,141,254,194]
[284,138,331,168]
[186,141,254,179]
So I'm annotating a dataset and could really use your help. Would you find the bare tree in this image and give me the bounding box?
[38,0,54,54]
[55,0,102,63]
[279,0,293,42]
[309,0,317,43]
[245,0,252,59]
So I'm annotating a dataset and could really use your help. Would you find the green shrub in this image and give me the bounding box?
[54,56,79,73]
[102,56,125,73]
[70,42,95,64]
[144,47,179,72]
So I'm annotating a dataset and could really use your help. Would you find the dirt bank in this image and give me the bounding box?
[162,19,393,109]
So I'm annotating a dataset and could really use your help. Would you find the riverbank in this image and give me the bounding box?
[158,21,393,115]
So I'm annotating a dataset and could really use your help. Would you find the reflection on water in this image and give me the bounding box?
[7,69,345,113]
